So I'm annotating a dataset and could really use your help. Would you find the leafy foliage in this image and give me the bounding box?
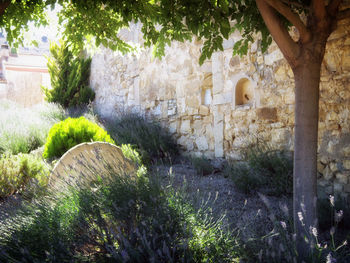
[0,153,49,198]
[43,117,115,159]
[0,0,279,64]
[42,40,95,108]
[107,113,178,165]
[0,167,240,262]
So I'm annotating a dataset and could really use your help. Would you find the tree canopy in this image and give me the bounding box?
[0,0,281,59]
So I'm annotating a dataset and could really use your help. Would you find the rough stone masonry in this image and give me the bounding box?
[90,20,350,199]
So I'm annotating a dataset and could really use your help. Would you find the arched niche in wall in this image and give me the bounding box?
[201,87,212,105]
[231,75,257,108]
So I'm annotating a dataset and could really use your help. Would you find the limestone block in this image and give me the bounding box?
[223,38,234,50]
[168,121,177,134]
[50,142,136,188]
[213,107,224,158]
[200,61,212,73]
[177,135,194,151]
[180,119,191,134]
[317,162,326,174]
[187,107,199,115]
[341,145,350,156]
[329,162,338,172]
[229,56,240,68]
[284,93,295,104]
[264,49,283,66]
[199,105,209,115]
[213,92,232,105]
[334,182,343,193]
[344,184,350,193]
[323,166,334,180]
[196,136,209,151]
[275,66,286,82]
[336,172,348,184]
[256,107,278,122]
[186,96,201,109]
[343,160,350,170]
[205,124,214,138]
[271,128,291,145]
[226,150,243,161]
[193,120,205,134]
[324,51,338,72]
[202,73,213,88]
[251,41,258,53]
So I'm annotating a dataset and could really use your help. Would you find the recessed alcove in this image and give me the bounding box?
[201,87,212,105]
[235,78,254,106]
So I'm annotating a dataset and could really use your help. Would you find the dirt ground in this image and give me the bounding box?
[154,161,293,241]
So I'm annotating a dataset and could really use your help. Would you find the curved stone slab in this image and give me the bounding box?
[49,142,136,189]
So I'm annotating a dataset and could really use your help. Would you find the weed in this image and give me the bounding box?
[223,162,264,194]
[106,112,179,165]
[0,101,64,155]
[246,194,350,263]
[191,156,215,176]
[224,141,293,196]
[0,161,241,262]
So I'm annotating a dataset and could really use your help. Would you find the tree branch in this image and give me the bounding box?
[0,1,10,17]
[327,0,342,17]
[337,8,350,20]
[312,0,327,20]
[256,0,300,67]
[264,0,311,42]
[280,0,310,10]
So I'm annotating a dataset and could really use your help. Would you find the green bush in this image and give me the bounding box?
[42,40,95,108]
[0,101,65,155]
[43,117,115,159]
[0,153,49,198]
[191,156,215,176]
[0,167,240,262]
[107,113,179,164]
[224,142,293,196]
[223,162,264,194]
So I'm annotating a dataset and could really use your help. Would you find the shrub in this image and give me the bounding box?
[0,153,49,198]
[0,101,65,155]
[0,165,241,262]
[191,156,215,176]
[107,113,179,164]
[43,117,115,159]
[42,40,95,108]
[224,142,293,196]
[223,162,264,194]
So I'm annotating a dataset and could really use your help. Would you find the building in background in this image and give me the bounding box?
[0,32,50,107]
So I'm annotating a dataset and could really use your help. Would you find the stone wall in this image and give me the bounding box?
[90,20,350,198]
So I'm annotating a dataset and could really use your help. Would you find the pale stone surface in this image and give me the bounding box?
[50,142,136,188]
[196,136,209,151]
[90,20,350,195]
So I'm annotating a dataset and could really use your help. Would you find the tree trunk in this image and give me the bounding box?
[292,57,321,257]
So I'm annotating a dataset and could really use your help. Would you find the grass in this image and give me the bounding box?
[0,161,241,262]
[0,100,65,155]
[106,112,179,165]
[243,194,350,263]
